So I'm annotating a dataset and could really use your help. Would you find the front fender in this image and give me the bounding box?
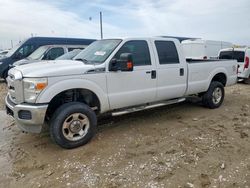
[36,78,110,113]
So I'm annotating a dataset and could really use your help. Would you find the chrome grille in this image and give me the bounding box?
[7,69,24,104]
[7,74,16,102]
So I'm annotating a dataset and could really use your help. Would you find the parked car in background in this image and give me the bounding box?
[56,49,82,60]
[0,37,95,79]
[182,39,233,60]
[219,47,250,83]
[0,49,9,58]
[6,37,237,148]
[13,45,84,66]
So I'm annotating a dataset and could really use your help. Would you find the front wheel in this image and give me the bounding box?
[202,81,225,109]
[49,102,97,149]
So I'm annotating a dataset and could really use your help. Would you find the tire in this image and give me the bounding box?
[243,77,250,84]
[202,81,225,109]
[3,69,8,81]
[49,102,97,149]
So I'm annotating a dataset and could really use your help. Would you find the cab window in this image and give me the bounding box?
[44,47,64,60]
[114,40,151,66]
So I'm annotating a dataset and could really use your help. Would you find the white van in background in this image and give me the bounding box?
[219,47,250,83]
[182,39,233,60]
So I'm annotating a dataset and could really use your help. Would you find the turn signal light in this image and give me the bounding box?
[36,83,47,90]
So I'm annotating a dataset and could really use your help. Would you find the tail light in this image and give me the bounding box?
[244,56,249,70]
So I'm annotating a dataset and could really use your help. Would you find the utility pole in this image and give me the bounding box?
[100,11,103,39]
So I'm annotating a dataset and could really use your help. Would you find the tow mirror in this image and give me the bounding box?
[109,53,133,72]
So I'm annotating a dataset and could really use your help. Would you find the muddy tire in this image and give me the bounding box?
[202,81,225,109]
[49,102,97,149]
[243,77,250,84]
[3,69,8,81]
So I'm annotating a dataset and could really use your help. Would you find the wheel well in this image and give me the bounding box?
[46,89,100,120]
[211,73,227,86]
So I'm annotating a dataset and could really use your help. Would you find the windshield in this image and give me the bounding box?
[73,39,122,64]
[5,40,25,57]
[28,46,49,60]
[56,49,82,60]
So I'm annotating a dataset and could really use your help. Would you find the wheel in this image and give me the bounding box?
[202,81,225,109]
[49,102,97,149]
[3,69,8,80]
[243,77,250,84]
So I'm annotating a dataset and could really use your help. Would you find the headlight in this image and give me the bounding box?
[23,78,48,103]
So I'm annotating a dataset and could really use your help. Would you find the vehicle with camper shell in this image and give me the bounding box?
[182,39,233,60]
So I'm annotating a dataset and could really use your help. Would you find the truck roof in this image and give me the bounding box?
[25,37,96,45]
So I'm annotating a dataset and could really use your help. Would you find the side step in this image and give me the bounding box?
[112,98,186,116]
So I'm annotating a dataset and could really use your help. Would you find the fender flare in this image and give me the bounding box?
[207,67,228,89]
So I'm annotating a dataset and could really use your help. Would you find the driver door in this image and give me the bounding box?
[106,40,157,110]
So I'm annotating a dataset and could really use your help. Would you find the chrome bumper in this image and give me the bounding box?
[5,94,48,133]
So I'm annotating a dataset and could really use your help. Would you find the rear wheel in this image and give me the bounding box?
[202,81,225,109]
[243,77,250,84]
[49,102,97,149]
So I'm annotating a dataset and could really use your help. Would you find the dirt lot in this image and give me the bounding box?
[0,82,249,188]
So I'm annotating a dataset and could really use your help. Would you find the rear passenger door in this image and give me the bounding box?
[152,39,187,101]
[107,40,157,110]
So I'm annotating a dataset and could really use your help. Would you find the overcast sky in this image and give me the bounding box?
[0,0,249,49]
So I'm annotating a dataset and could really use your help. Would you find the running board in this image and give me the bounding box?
[112,98,186,116]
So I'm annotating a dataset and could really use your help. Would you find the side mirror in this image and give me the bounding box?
[109,53,133,72]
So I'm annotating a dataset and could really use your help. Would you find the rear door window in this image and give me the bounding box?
[44,47,64,60]
[219,51,233,59]
[155,41,179,64]
[233,51,245,62]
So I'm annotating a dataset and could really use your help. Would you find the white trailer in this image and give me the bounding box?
[182,39,233,60]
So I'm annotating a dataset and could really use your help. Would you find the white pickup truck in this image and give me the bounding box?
[5,37,237,148]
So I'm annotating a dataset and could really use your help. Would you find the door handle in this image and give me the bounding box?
[180,68,184,76]
[146,70,156,79]
[151,70,156,79]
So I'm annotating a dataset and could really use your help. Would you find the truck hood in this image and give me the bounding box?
[14,60,100,77]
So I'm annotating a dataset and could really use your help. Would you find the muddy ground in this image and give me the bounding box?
[0,82,249,188]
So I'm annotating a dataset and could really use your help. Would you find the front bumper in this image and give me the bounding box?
[5,94,48,133]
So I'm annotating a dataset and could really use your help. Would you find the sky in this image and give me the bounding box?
[0,0,249,49]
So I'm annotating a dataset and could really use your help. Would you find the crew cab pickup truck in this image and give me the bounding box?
[5,37,237,149]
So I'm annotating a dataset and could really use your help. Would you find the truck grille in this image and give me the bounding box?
[7,69,24,104]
